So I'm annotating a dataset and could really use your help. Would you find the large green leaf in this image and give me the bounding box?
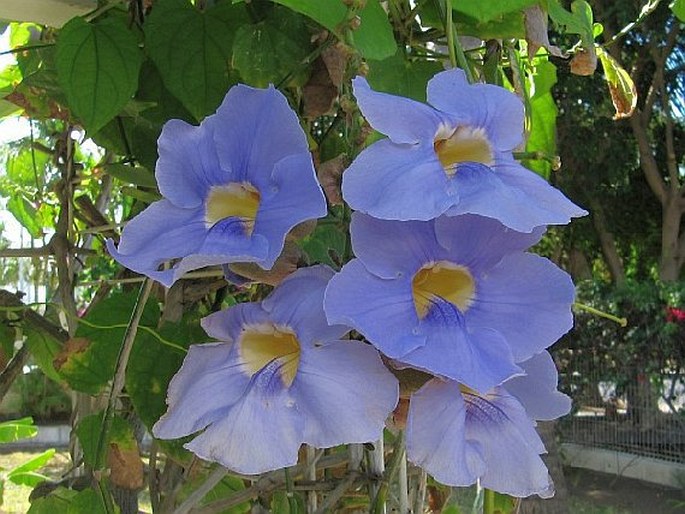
[56,17,143,133]
[144,0,248,120]
[548,0,595,47]
[273,0,396,60]
[0,417,37,443]
[232,8,311,88]
[525,59,558,179]
[23,325,63,382]
[366,52,442,102]
[6,449,55,487]
[28,487,115,514]
[56,292,160,394]
[75,412,137,468]
[672,0,685,21]
[453,0,538,23]
[6,195,43,238]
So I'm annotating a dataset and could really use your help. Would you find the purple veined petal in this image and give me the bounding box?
[342,139,456,221]
[292,340,398,447]
[201,302,272,343]
[253,153,327,268]
[211,84,309,187]
[406,378,483,487]
[466,253,575,362]
[434,214,545,275]
[155,118,228,209]
[352,76,446,144]
[351,213,448,280]
[106,200,207,287]
[261,266,350,345]
[495,158,588,224]
[462,387,553,498]
[324,259,426,356]
[446,162,555,233]
[184,374,305,475]
[152,342,249,439]
[504,351,572,421]
[401,300,522,392]
[426,69,525,152]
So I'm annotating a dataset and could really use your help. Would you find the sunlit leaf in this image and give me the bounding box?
[597,46,637,119]
[672,0,685,21]
[56,17,143,132]
[103,163,157,188]
[7,449,55,486]
[0,417,37,443]
[453,0,538,23]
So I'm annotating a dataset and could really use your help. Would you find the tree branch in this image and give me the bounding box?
[0,246,96,258]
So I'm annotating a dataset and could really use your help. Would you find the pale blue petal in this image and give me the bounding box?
[254,153,327,268]
[495,158,588,224]
[324,260,426,356]
[211,84,309,187]
[152,342,248,439]
[462,388,553,497]
[446,163,553,233]
[402,300,522,392]
[504,351,572,421]
[406,379,482,486]
[106,200,207,287]
[434,214,544,275]
[426,69,524,151]
[351,213,447,279]
[342,139,456,221]
[261,265,349,345]
[155,118,228,209]
[352,76,445,144]
[185,378,304,474]
[201,302,271,343]
[467,253,575,362]
[292,340,398,447]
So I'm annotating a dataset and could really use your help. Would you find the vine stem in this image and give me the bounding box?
[93,279,153,511]
[573,302,628,327]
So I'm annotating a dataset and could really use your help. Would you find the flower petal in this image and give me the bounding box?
[153,342,249,439]
[254,153,327,268]
[106,200,207,286]
[351,213,447,279]
[342,139,456,221]
[201,302,271,343]
[261,265,349,345]
[211,84,309,187]
[426,69,524,151]
[292,340,398,447]
[324,259,426,356]
[406,379,482,486]
[402,300,522,392]
[352,76,445,144]
[434,214,544,275]
[155,118,226,209]
[467,253,575,362]
[184,379,304,474]
[504,351,572,421]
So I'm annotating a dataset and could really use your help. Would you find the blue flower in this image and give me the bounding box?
[107,84,327,287]
[324,213,575,393]
[342,69,586,232]
[406,351,571,496]
[153,266,398,474]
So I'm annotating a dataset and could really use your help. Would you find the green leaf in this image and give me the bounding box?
[232,8,311,88]
[6,195,43,238]
[6,147,50,188]
[23,325,64,383]
[273,0,396,60]
[75,412,136,468]
[456,11,527,39]
[597,46,637,119]
[103,163,157,188]
[525,59,558,178]
[177,471,249,513]
[145,0,248,120]
[121,186,162,203]
[299,220,346,268]
[56,292,160,394]
[7,449,55,486]
[452,0,538,23]
[366,52,442,102]
[27,487,78,514]
[672,0,685,21]
[0,417,37,443]
[56,17,143,132]
[548,0,595,47]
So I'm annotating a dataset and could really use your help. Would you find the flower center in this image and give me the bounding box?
[434,126,493,177]
[205,182,261,234]
[411,261,475,319]
[238,323,301,387]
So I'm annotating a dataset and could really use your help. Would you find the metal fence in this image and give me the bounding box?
[558,363,685,464]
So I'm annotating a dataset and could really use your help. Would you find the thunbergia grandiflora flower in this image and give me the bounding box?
[107,84,327,287]
[406,352,571,497]
[342,69,586,232]
[324,213,575,393]
[153,266,399,474]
